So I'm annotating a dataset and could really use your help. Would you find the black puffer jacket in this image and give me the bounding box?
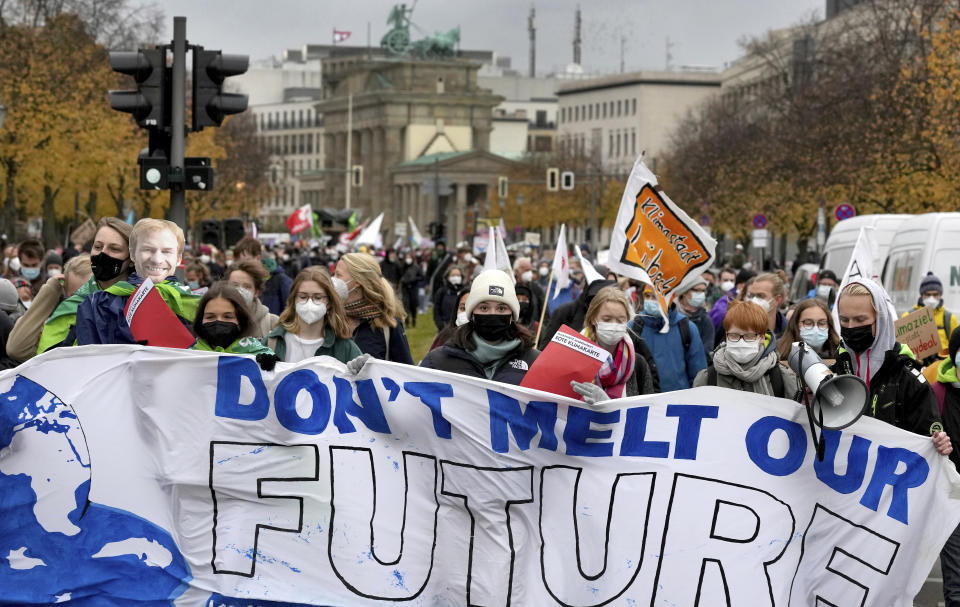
[420,341,539,386]
[832,343,942,437]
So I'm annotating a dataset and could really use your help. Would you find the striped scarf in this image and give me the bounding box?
[344,299,382,321]
[597,337,635,399]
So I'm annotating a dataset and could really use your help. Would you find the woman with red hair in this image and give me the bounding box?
[693,300,799,398]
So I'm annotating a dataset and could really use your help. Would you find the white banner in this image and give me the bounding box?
[2,346,959,606]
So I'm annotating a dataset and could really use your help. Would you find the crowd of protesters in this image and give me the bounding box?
[3,222,960,604]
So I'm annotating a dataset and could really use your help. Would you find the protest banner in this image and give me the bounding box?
[2,345,959,606]
[521,324,606,398]
[895,307,941,360]
[607,158,716,331]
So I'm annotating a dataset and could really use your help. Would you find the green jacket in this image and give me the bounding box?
[192,336,273,356]
[267,324,361,364]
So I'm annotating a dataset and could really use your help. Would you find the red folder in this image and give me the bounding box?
[123,278,196,349]
[520,324,608,399]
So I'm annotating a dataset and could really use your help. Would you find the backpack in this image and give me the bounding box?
[706,364,785,398]
[631,315,691,351]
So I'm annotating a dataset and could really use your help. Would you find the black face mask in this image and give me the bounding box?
[472,313,513,342]
[201,321,241,349]
[90,252,126,282]
[840,324,874,353]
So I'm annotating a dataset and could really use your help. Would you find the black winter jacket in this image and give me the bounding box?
[832,343,941,437]
[537,279,616,349]
[420,341,539,386]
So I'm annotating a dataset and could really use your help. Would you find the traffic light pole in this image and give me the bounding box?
[168,16,187,228]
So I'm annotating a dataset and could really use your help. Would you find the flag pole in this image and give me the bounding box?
[534,267,554,346]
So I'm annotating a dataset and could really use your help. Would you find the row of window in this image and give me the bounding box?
[257,108,321,131]
[560,98,637,124]
[559,128,638,159]
[262,133,321,156]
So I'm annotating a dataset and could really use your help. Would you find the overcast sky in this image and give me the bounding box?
[154,0,823,75]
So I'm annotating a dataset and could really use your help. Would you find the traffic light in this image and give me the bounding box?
[546,167,560,192]
[184,157,214,190]
[497,176,508,199]
[192,47,249,131]
[351,165,363,187]
[561,170,575,190]
[139,148,169,190]
[108,48,168,128]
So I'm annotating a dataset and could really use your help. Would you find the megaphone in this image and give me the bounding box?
[788,341,869,460]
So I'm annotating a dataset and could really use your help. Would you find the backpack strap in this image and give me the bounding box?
[766,364,785,398]
[678,317,691,351]
[707,365,718,386]
[933,381,947,416]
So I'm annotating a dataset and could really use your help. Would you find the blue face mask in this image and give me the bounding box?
[20,266,40,281]
[643,300,660,316]
[799,326,829,349]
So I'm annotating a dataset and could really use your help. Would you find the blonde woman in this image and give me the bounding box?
[570,286,657,403]
[266,267,361,364]
[334,252,413,364]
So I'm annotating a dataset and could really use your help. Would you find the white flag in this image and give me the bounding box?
[408,216,424,248]
[354,212,384,247]
[551,225,570,299]
[832,226,893,326]
[483,225,514,282]
[575,245,605,285]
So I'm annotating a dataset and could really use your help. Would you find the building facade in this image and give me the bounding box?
[556,70,721,174]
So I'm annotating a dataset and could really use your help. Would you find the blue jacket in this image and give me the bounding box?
[631,307,707,392]
[75,273,193,345]
[259,267,293,316]
[547,283,580,313]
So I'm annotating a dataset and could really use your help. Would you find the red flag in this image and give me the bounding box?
[286,204,313,235]
[333,30,351,44]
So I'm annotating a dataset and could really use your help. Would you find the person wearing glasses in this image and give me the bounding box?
[694,300,800,399]
[265,267,361,364]
[777,298,840,361]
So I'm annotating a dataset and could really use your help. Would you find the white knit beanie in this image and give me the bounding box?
[0,278,19,313]
[465,270,520,320]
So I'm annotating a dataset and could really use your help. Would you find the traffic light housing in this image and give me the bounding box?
[561,170,575,190]
[223,218,246,248]
[497,176,508,199]
[109,48,168,128]
[192,47,249,131]
[546,167,560,192]
[351,165,363,187]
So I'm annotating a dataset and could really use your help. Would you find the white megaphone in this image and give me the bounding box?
[788,341,869,460]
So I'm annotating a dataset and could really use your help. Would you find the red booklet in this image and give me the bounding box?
[123,278,196,348]
[520,324,608,399]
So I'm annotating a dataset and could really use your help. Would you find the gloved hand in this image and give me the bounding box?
[571,381,608,405]
[256,352,279,372]
[345,353,372,376]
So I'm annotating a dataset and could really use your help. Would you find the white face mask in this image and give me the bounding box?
[595,321,627,346]
[296,300,327,325]
[331,277,349,300]
[8,257,20,273]
[521,270,534,283]
[747,296,771,312]
[235,287,254,305]
[720,280,734,293]
[405,257,413,264]
[448,275,462,286]
[924,296,940,308]
[817,285,834,300]
[539,266,549,277]
[726,339,760,364]
[456,311,469,326]
[47,269,60,279]
[199,254,211,264]
[687,291,706,308]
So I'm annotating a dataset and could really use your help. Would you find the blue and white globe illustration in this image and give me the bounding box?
[0,373,190,605]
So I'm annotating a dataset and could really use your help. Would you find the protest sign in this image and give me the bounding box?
[895,307,941,359]
[607,158,716,331]
[123,278,196,348]
[2,345,959,606]
[521,324,606,398]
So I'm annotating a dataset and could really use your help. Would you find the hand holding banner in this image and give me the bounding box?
[606,158,716,332]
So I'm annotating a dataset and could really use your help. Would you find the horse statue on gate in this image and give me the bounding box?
[410,27,460,60]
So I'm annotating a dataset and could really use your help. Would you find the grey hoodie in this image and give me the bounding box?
[840,278,896,384]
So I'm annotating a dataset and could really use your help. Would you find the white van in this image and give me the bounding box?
[881,213,960,315]
[821,214,913,278]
